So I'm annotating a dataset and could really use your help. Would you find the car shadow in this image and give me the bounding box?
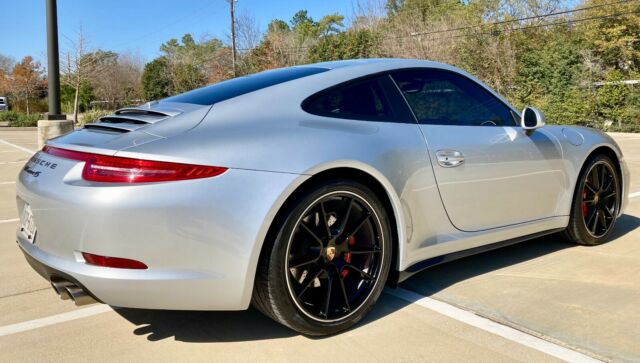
[114,306,296,342]
[399,213,639,296]
[114,213,639,342]
[606,213,640,240]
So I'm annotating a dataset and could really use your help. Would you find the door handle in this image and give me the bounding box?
[436,150,464,167]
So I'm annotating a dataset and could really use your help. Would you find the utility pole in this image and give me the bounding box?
[45,0,65,119]
[229,0,237,77]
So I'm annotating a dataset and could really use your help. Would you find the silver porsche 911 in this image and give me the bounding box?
[16,58,629,335]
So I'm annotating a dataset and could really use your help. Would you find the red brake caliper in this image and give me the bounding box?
[341,236,355,278]
[581,188,588,217]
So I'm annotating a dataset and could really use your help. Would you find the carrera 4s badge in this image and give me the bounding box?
[23,155,58,178]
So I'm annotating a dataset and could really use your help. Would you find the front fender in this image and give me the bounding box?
[543,126,629,216]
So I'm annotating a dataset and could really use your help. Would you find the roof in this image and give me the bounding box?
[302,58,447,71]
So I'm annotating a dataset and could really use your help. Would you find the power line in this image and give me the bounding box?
[408,0,637,37]
[410,9,640,44]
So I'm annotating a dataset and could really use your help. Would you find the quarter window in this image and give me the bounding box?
[391,70,516,126]
[303,76,395,121]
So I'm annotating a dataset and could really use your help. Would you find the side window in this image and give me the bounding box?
[303,76,395,121]
[391,70,516,126]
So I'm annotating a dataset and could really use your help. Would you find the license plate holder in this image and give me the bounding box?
[20,204,37,243]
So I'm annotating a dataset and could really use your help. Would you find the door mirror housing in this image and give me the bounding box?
[521,107,545,131]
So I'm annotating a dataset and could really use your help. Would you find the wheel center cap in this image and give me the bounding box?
[594,193,600,204]
[325,246,336,262]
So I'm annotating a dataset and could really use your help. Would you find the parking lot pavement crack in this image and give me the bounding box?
[0,287,50,300]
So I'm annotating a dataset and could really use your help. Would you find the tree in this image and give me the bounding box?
[597,70,632,129]
[12,56,45,115]
[247,10,347,71]
[235,10,262,51]
[86,51,143,108]
[61,82,93,115]
[290,10,345,39]
[308,29,382,62]
[268,19,290,33]
[61,27,95,123]
[0,54,15,74]
[141,57,173,100]
[580,0,640,73]
[159,34,227,93]
[0,68,11,96]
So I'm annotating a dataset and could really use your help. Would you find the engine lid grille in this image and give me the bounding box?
[83,105,183,133]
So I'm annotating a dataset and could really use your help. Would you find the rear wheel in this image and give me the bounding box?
[564,154,620,245]
[253,180,391,335]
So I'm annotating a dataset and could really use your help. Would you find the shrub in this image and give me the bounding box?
[0,111,20,122]
[0,111,39,127]
[80,109,113,125]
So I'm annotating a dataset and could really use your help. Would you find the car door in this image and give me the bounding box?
[391,69,566,232]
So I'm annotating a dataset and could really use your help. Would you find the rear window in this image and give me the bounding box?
[162,67,328,105]
[0,99,5,104]
[303,76,395,121]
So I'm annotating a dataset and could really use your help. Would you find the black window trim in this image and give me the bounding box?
[301,72,416,124]
[389,67,521,127]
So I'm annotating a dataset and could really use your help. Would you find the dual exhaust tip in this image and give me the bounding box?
[50,279,97,306]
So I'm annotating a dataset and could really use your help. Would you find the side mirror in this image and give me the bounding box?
[521,107,545,131]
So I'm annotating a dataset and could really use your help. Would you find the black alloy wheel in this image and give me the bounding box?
[581,161,618,238]
[253,180,391,335]
[565,154,620,245]
[285,191,384,322]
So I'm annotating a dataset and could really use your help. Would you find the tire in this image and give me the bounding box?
[564,154,621,246]
[252,179,392,336]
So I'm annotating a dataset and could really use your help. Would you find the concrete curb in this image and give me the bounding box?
[37,119,74,149]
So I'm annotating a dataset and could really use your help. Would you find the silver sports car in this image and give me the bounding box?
[16,59,629,335]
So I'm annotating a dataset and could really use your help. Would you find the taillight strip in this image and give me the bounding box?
[42,146,228,183]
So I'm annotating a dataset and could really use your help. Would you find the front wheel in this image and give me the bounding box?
[252,180,392,335]
[564,154,621,245]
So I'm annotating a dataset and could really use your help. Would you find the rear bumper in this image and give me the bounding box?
[17,234,232,309]
[16,156,306,310]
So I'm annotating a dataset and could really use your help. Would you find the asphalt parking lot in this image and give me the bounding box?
[0,129,638,362]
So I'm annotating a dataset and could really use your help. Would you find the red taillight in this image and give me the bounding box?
[82,252,148,269]
[43,146,227,183]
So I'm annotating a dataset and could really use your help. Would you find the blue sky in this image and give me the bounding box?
[1,0,354,64]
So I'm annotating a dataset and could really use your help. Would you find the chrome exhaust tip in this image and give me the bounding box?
[64,286,97,306]
[51,280,74,300]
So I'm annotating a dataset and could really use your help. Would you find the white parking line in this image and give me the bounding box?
[630,191,640,199]
[0,305,113,338]
[0,138,36,155]
[0,218,19,224]
[0,181,15,185]
[386,288,603,363]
